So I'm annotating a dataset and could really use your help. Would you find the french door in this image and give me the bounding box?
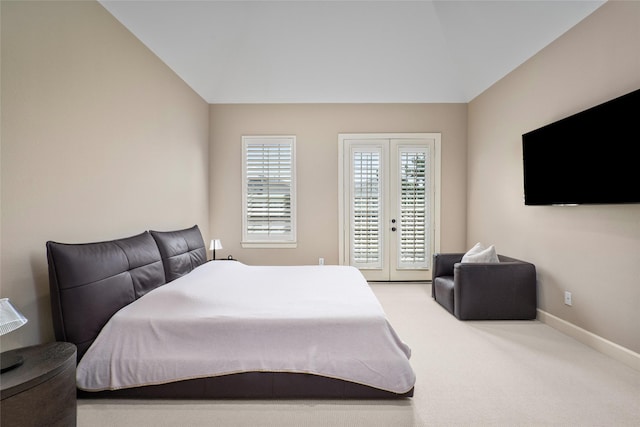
[339,133,440,281]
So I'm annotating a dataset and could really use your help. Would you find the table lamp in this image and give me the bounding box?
[0,298,28,373]
[209,239,223,261]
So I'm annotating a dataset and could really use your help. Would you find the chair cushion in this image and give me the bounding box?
[433,276,455,315]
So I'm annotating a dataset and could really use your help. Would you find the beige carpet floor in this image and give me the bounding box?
[78,283,640,426]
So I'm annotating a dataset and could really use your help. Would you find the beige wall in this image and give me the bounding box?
[468,1,640,353]
[0,1,210,350]
[209,104,467,266]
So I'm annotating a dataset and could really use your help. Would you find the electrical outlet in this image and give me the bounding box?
[564,291,572,306]
[319,257,325,265]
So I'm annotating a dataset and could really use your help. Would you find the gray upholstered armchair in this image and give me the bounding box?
[432,253,537,320]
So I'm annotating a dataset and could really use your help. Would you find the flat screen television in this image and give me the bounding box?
[522,88,640,206]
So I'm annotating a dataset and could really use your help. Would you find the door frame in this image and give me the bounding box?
[338,133,441,280]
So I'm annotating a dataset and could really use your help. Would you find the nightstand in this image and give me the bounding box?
[211,256,237,262]
[1,342,77,427]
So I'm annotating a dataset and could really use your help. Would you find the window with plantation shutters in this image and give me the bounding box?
[351,148,383,269]
[397,148,428,269]
[242,136,296,248]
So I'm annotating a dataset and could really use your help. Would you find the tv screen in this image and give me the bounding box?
[522,88,640,205]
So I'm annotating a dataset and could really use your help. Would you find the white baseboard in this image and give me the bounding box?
[537,309,640,372]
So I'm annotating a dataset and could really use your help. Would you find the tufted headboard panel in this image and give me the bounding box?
[46,231,165,360]
[150,225,207,282]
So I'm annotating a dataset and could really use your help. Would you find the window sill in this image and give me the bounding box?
[241,242,297,249]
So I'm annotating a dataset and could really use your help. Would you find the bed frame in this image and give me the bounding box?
[46,225,413,399]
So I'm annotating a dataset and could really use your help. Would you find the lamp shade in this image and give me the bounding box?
[209,239,223,251]
[0,298,28,336]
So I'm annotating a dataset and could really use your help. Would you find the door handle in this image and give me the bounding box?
[392,227,397,232]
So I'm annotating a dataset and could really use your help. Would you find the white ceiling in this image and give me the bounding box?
[99,0,605,104]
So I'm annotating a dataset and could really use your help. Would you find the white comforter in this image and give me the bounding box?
[76,262,415,394]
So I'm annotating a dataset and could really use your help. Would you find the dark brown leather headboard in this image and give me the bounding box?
[150,225,207,282]
[47,231,166,360]
[46,226,207,361]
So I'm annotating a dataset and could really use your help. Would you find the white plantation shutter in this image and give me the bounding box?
[242,136,296,246]
[397,148,428,269]
[350,148,383,269]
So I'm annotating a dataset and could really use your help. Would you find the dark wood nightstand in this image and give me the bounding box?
[1,342,77,427]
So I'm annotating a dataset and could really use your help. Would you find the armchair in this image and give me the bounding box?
[432,253,537,320]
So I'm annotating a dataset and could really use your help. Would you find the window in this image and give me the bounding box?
[398,148,428,268]
[351,147,383,268]
[242,136,296,248]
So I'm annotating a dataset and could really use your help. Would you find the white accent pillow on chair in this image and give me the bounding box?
[461,242,499,263]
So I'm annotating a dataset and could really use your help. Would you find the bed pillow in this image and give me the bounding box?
[461,242,500,263]
[150,225,207,282]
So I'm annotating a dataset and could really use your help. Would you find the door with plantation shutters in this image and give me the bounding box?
[339,134,440,281]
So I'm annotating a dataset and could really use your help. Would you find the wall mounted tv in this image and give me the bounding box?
[522,88,640,206]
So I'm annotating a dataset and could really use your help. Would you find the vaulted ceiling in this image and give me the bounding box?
[100,0,604,103]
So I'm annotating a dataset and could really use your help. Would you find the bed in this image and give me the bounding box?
[46,225,415,399]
